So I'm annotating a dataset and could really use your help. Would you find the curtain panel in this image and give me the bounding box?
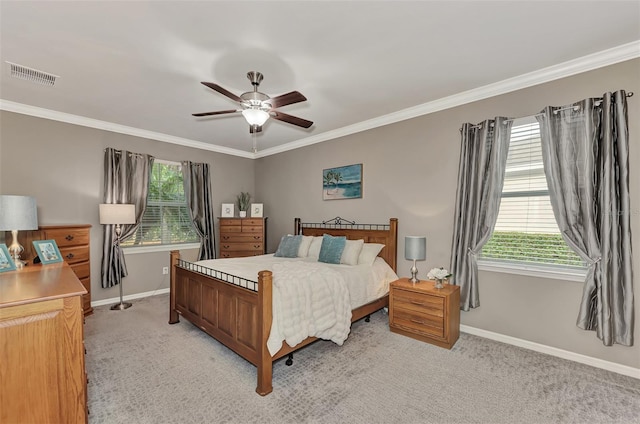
[182,161,216,260]
[450,117,512,311]
[101,148,154,289]
[537,90,634,346]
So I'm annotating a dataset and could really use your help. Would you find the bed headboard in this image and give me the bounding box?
[294,217,398,272]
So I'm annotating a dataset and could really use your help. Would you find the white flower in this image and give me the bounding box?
[427,267,452,281]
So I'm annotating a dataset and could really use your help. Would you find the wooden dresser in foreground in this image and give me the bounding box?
[219,217,267,258]
[389,278,460,349]
[0,263,88,424]
[15,224,93,316]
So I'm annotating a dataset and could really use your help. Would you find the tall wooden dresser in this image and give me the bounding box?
[0,263,88,423]
[14,224,93,316]
[219,217,267,258]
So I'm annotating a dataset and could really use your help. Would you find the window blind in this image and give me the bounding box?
[123,161,198,247]
[481,120,584,268]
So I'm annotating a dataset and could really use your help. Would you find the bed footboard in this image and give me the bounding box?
[169,250,274,395]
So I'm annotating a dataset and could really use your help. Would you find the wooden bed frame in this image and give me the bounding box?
[169,217,398,395]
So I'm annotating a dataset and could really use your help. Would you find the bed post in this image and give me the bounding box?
[256,270,274,396]
[169,250,180,324]
[389,218,398,272]
[294,217,302,235]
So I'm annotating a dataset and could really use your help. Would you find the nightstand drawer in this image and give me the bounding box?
[392,308,444,338]
[393,290,444,318]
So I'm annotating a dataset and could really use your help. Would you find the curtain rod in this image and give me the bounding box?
[462,91,634,130]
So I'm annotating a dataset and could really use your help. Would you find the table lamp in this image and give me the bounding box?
[99,203,136,310]
[405,236,426,283]
[0,195,38,269]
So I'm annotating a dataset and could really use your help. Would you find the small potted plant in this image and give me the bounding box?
[237,192,251,218]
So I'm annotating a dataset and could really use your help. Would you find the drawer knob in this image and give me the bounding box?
[223,236,230,240]
[223,245,230,248]
[254,245,260,248]
[410,300,426,306]
[65,235,74,241]
[66,253,75,259]
[410,318,427,325]
[254,236,260,240]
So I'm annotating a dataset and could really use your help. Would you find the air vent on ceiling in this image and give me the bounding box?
[6,61,59,86]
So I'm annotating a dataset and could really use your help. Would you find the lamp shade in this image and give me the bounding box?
[242,109,270,126]
[99,204,136,225]
[0,195,38,230]
[404,236,426,261]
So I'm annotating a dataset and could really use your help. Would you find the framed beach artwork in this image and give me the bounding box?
[0,243,16,272]
[323,163,363,200]
[33,240,63,265]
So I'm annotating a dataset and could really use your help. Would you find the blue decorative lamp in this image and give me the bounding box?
[405,236,426,283]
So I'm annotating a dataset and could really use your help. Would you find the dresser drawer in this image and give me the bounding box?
[393,290,444,318]
[220,242,264,252]
[220,225,242,233]
[241,225,264,233]
[70,262,91,280]
[242,219,264,226]
[44,228,89,247]
[60,246,90,265]
[220,251,264,258]
[221,234,264,243]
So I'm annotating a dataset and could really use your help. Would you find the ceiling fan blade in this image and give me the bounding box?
[272,111,313,128]
[200,82,243,103]
[192,109,239,117]
[267,91,307,109]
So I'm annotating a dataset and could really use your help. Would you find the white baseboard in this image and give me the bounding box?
[91,288,170,308]
[460,324,640,379]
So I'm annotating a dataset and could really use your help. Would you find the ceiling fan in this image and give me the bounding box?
[193,71,313,134]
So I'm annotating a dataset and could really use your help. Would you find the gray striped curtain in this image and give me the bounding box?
[450,117,512,311]
[537,90,634,346]
[182,161,216,260]
[101,148,154,288]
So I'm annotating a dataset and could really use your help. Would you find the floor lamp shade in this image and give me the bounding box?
[99,204,136,225]
[405,236,426,283]
[0,195,38,268]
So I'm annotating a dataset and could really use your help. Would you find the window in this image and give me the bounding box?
[122,160,198,248]
[480,118,585,271]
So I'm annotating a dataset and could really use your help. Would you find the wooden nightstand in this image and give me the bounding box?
[389,278,460,349]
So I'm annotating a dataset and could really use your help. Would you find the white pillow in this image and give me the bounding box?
[297,235,314,257]
[358,243,385,265]
[340,239,364,265]
[307,236,324,260]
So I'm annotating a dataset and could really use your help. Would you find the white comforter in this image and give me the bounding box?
[194,254,398,356]
[268,261,352,355]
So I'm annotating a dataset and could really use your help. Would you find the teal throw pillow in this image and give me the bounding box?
[274,235,302,258]
[318,234,347,264]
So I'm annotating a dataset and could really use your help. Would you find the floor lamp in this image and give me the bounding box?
[0,195,38,269]
[99,203,136,310]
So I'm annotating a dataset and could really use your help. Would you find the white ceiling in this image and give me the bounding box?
[1,1,639,158]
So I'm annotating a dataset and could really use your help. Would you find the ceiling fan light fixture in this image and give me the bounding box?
[242,109,270,126]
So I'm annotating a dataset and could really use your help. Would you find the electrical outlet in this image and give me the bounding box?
[162,266,169,275]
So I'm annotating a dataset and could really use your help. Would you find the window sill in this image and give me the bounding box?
[123,243,200,255]
[477,260,587,282]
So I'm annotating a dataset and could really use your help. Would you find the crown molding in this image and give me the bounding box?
[0,100,256,159]
[2,41,638,159]
[256,40,640,158]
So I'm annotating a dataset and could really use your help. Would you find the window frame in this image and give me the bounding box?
[477,117,587,281]
[121,159,199,253]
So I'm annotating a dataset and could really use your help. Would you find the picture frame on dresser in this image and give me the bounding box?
[221,203,234,218]
[0,244,16,272]
[250,203,263,218]
[33,239,63,264]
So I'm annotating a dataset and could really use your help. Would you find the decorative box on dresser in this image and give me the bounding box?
[219,217,267,258]
[14,224,93,316]
[389,278,460,349]
[0,263,88,424]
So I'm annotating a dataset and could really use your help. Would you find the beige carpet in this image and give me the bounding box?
[84,294,640,424]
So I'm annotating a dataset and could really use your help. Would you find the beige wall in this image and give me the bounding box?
[1,58,637,370]
[0,112,255,302]
[255,58,640,369]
